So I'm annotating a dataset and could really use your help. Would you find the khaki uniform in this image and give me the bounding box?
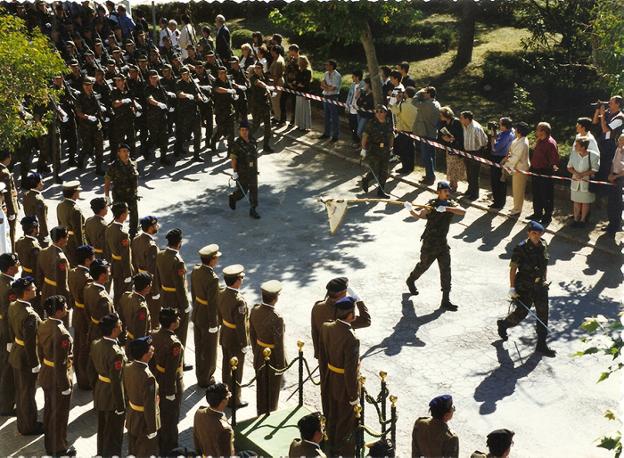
[131,232,161,329]
[119,291,150,342]
[15,236,42,317]
[411,416,459,458]
[123,361,160,458]
[23,190,49,247]
[0,274,16,414]
[288,438,327,457]
[318,320,360,457]
[84,215,108,260]
[155,248,190,347]
[56,198,86,266]
[0,163,19,250]
[217,287,249,405]
[37,244,70,326]
[37,318,73,454]
[85,283,115,344]
[193,406,235,457]
[68,265,92,389]
[190,263,221,386]
[249,303,286,415]
[105,222,133,305]
[8,299,42,434]
[88,337,126,457]
[151,328,184,454]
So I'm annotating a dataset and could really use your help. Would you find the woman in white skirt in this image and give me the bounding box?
[294,55,312,131]
[567,136,600,227]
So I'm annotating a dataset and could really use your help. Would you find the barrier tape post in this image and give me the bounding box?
[297,340,304,407]
[379,371,388,433]
[359,375,366,437]
[390,395,397,448]
[354,404,364,458]
[263,347,272,414]
[230,356,238,427]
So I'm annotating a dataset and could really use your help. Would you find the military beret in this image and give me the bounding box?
[11,276,34,292]
[129,335,152,360]
[223,264,245,278]
[437,180,451,191]
[69,58,79,66]
[229,56,240,63]
[83,50,95,57]
[206,51,215,57]
[326,277,348,294]
[374,104,388,113]
[106,59,116,65]
[133,271,152,290]
[528,220,545,233]
[92,258,109,268]
[486,429,514,452]
[50,226,68,241]
[429,394,453,411]
[62,180,82,191]
[94,38,103,44]
[112,48,122,54]
[195,61,205,67]
[147,69,159,78]
[218,66,227,72]
[0,253,19,271]
[44,295,66,315]
[20,215,39,228]
[82,76,95,85]
[90,197,107,213]
[113,73,126,80]
[140,215,158,229]
[90,259,110,278]
[162,64,172,70]
[179,66,190,74]
[76,244,94,258]
[128,65,139,72]
[239,119,250,129]
[117,142,131,151]
[166,228,183,244]
[137,55,148,62]
[335,295,356,310]
[198,244,221,258]
[261,280,282,295]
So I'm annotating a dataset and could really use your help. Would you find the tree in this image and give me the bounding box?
[269,1,409,105]
[591,0,624,93]
[0,12,66,152]
[450,0,478,71]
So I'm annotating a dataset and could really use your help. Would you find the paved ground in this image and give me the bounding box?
[1,125,622,457]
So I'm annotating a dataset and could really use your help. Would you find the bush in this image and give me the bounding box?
[231,28,254,48]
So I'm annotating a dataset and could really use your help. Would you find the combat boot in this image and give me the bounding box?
[536,337,556,357]
[229,194,236,210]
[377,188,389,198]
[263,144,274,154]
[496,319,509,341]
[440,291,458,311]
[360,178,369,193]
[249,207,261,219]
[405,276,418,295]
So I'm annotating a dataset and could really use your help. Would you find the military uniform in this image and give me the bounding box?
[211,78,236,151]
[85,282,115,344]
[35,103,62,183]
[15,236,42,316]
[23,189,49,247]
[123,360,160,457]
[249,72,272,148]
[68,264,92,389]
[411,417,459,458]
[85,215,108,259]
[288,438,327,458]
[217,286,249,405]
[0,162,19,250]
[195,69,215,148]
[174,77,202,158]
[132,232,161,329]
[37,317,72,454]
[8,299,42,434]
[110,87,136,157]
[88,336,126,457]
[56,198,86,266]
[145,82,171,163]
[105,222,133,305]
[230,136,259,207]
[37,244,70,314]
[155,248,190,347]
[151,327,184,454]
[105,159,139,238]
[230,65,250,122]
[361,117,394,193]
[75,88,104,172]
[193,406,235,457]
[119,291,150,342]
[0,273,16,414]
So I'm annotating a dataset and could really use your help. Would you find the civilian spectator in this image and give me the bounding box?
[320,59,341,142]
[567,137,600,227]
[346,69,364,145]
[251,31,264,57]
[199,26,214,53]
[281,44,300,125]
[528,122,560,226]
[390,86,418,174]
[438,106,464,192]
[398,61,415,88]
[115,4,135,40]
[166,19,179,49]
[572,117,599,153]
[606,134,624,235]
[268,45,285,124]
[294,56,312,131]
[105,0,118,25]
[489,117,514,209]
[271,33,284,47]
[593,96,624,188]
[471,429,515,458]
[412,86,441,185]
[214,14,232,61]
[380,65,393,102]
[288,412,326,457]
[412,395,459,458]
[356,77,374,138]
[257,45,270,73]
[460,111,488,199]
[502,122,530,216]
[178,14,197,60]
[388,71,404,110]
[239,43,255,71]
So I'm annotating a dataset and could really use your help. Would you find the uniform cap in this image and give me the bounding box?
[140,215,158,229]
[91,258,109,269]
[82,76,95,85]
[20,215,39,228]
[179,66,190,74]
[68,58,79,66]
[63,180,82,191]
[260,280,282,295]
[527,220,545,233]
[0,253,19,271]
[198,244,221,258]
[137,55,148,62]
[326,277,348,294]
[76,244,94,258]
[147,69,159,78]
[113,74,126,80]
[374,104,388,113]
[106,59,116,65]
[239,119,250,129]
[128,65,139,72]
[117,142,131,151]
[166,228,183,245]
[11,276,34,291]
[437,180,451,191]
[429,394,453,411]
[124,39,135,45]
[335,295,356,310]
[229,56,240,63]
[486,429,514,452]
[223,264,245,278]
[84,50,95,57]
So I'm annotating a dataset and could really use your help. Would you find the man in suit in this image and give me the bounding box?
[214,15,232,61]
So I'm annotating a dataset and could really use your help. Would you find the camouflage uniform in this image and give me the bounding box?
[211,79,236,152]
[362,118,394,190]
[229,137,258,208]
[249,73,272,149]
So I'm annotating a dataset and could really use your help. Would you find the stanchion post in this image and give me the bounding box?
[297,340,304,407]
[379,371,388,433]
[263,347,272,414]
[359,375,366,430]
[390,395,397,449]
[354,404,363,458]
[230,356,239,427]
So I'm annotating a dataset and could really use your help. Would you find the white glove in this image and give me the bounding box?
[32,364,41,374]
[184,305,192,314]
[100,105,107,112]
[232,171,239,180]
[87,115,97,122]
[208,326,219,333]
[241,346,249,354]
[124,277,132,284]
[158,102,167,110]
[360,149,367,159]
[347,286,361,302]
[186,94,195,101]
[122,98,132,104]
[228,88,237,95]
[238,85,247,92]
[435,205,447,213]
[349,398,359,406]
[152,294,160,300]
[6,343,12,352]
[8,214,15,221]
[147,432,157,439]
[509,287,519,299]
[167,91,176,98]
[115,410,124,416]
[403,201,413,211]
[103,117,110,123]
[165,394,175,401]
[168,107,175,112]
[61,388,72,396]
[134,111,142,118]
[105,195,111,205]
[61,113,69,123]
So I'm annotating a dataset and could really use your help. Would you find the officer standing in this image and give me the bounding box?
[151,308,184,454]
[85,259,115,345]
[228,120,261,219]
[0,150,19,250]
[119,272,152,342]
[193,383,235,457]
[22,172,49,247]
[471,428,515,458]
[109,75,136,159]
[15,217,42,283]
[405,181,466,311]
[190,244,222,387]
[144,70,173,166]
[132,216,162,330]
[211,66,237,153]
[123,336,160,458]
[249,280,286,416]
[217,264,249,408]
[74,77,105,175]
[56,181,86,267]
[0,253,19,416]
[194,63,215,152]
[37,295,74,457]
[174,66,202,162]
[412,395,459,458]
[68,245,94,390]
[88,313,126,457]
[497,221,556,357]
[85,197,109,260]
[8,277,43,435]
[359,105,394,198]
[248,62,274,153]
[318,296,361,457]
[36,226,70,316]
[105,202,133,304]
[104,143,140,239]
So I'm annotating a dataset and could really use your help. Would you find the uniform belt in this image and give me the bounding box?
[98,374,111,383]
[161,285,176,292]
[44,277,57,287]
[14,337,25,346]
[22,267,33,273]
[127,331,135,339]
[138,269,148,273]
[222,319,236,329]
[129,401,144,412]
[111,254,122,261]
[90,316,101,325]
[195,296,208,305]
[327,363,345,374]
[155,364,182,374]
[67,230,75,236]
[94,248,104,254]
[256,339,274,349]
[74,301,85,309]
[43,358,55,367]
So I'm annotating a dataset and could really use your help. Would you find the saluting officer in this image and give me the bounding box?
[0,253,19,415]
[0,150,19,250]
[105,143,140,239]
[217,264,249,408]
[248,62,274,153]
[318,296,361,457]
[132,216,162,330]
[359,104,394,198]
[228,120,261,219]
[37,295,74,457]
[119,272,152,344]
[8,276,43,435]
[497,221,556,357]
[191,244,222,387]
[124,336,160,458]
[88,313,126,457]
[249,280,286,416]
[85,259,115,345]
[105,202,134,305]
[37,226,70,318]
[74,76,105,175]
[56,181,86,267]
[22,172,49,247]
[412,395,459,458]
[85,197,109,260]
[151,308,184,455]
[68,245,94,390]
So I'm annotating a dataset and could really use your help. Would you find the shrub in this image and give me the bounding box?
[231,28,254,48]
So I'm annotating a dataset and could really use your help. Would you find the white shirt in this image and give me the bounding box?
[463,120,488,151]
[322,70,341,96]
[179,24,197,59]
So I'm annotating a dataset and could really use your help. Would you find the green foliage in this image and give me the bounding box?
[0,12,65,152]
[591,0,624,93]
[231,28,254,49]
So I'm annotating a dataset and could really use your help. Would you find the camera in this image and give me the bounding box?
[590,101,609,109]
[487,121,498,135]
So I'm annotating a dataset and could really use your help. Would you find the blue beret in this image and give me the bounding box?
[239,119,250,129]
[429,394,453,410]
[437,181,451,191]
[20,215,38,227]
[335,295,356,310]
[140,215,158,229]
[117,143,131,151]
[76,245,94,257]
[11,276,34,291]
[129,335,152,359]
[528,220,545,233]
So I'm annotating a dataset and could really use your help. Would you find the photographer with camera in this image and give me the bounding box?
[592,96,624,191]
[489,117,514,209]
